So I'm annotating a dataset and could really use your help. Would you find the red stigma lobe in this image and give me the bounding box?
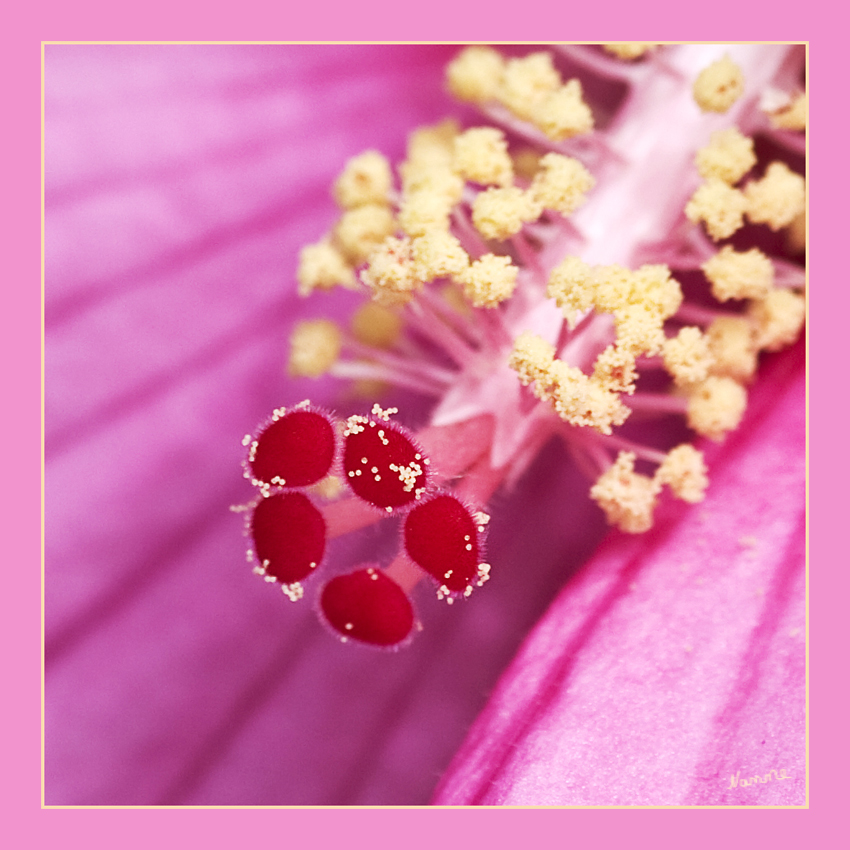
[342,416,429,510]
[320,567,415,646]
[404,493,482,592]
[251,491,326,584]
[249,408,336,488]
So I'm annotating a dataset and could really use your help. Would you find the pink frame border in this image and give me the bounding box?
[15,1,843,846]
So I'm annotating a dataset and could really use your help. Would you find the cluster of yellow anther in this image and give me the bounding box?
[513,258,692,432]
[297,100,595,314]
[686,121,805,241]
[590,444,709,533]
[446,47,594,142]
[547,257,682,355]
[510,226,802,456]
[509,331,630,435]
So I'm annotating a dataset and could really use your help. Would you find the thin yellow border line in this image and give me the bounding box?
[40,40,809,811]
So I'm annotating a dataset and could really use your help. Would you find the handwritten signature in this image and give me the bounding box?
[728,768,792,789]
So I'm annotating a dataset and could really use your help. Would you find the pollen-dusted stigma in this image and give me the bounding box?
[241,44,806,648]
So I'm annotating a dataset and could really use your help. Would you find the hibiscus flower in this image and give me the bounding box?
[44,42,805,806]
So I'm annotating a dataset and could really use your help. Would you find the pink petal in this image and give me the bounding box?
[434,340,805,806]
[44,44,609,806]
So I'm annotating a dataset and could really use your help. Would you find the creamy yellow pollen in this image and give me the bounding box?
[686,375,748,441]
[631,264,684,319]
[288,318,343,378]
[296,239,357,296]
[748,288,807,352]
[398,189,455,238]
[662,326,715,386]
[528,152,595,216]
[508,331,556,387]
[350,301,403,348]
[549,260,682,355]
[361,236,420,306]
[685,177,748,241]
[333,150,394,209]
[654,444,709,503]
[744,162,806,231]
[702,245,775,302]
[453,127,514,187]
[613,303,667,357]
[498,52,562,123]
[533,79,595,142]
[549,360,630,434]
[445,46,504,104]
[334,204,397,265]
[412,230,469,280]
[693,54,745,113]
[547,255,596,326]
[592,344,638,394]
[455,253,519,308]
[706,315,758,382]
[768,92,807,132]
[602,43,658,60]
[590,451,659,534]
[405,119,460,169]
[695,128,756,185]
[472,185,542,240]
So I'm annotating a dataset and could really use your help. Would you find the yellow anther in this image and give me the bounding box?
[547,255,596,326]
[662,326,715,387]
[412,230,469,281]
[498,52,562,123]
[747,288,806,352]
[445,46,504,104]
[592,345,638,395]
[702,246,775,302]
[455,253,519,308]
[549,360,630,434]
[471,186,542,240]
[705,315,758,382]
[350,302,403,349]
[361,236,420,306]
[334,204,397,265]
[686,376,747,441]
[528,152,595,216]
[288,319,343,378]
[768,92,807,131]
[654,444,709,503]
[333,150,394,209]
[532,80,595,141]
[695,128,756,185]
[453,127,514,187]
[693,54,745,113]
[296,239,357,296]
[744,162,806,231]
[508,331,556,388]
[602,43,657,60]
[590,451,659,533]
[685,178,749,241]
